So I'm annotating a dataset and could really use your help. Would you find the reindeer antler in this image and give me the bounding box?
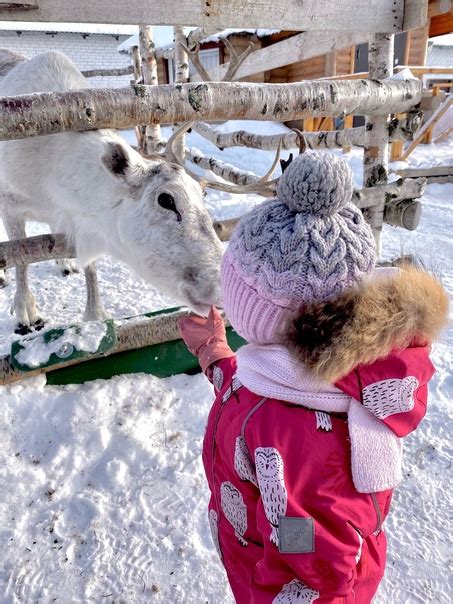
[280,129,308,173]
[179,42,212,82]
[166,122,282,195]
[166,34,281,196]
[220,36,255,82]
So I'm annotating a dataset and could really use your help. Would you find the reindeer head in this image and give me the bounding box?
[101,139,223,314]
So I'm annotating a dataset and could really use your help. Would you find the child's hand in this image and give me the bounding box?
[178,306,234,373]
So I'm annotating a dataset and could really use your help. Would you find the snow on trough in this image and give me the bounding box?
[15,322,108,369]
[0,126,452,603]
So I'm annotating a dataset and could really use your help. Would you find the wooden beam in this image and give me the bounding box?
[205,31,370,82]
[0,79,423,141]
[0,0,425,32]
[403,0,429,31]
[392,165,453,179]
[428,0,452,18]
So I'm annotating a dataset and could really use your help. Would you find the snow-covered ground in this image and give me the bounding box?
[0,125,452,603]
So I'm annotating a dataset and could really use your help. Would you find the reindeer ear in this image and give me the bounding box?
[102,142,130,177]
[101,142,146,186]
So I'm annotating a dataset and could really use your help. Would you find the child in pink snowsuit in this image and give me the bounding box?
[178,153,448,604]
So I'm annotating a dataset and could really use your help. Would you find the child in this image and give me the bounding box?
[178,153,448,603]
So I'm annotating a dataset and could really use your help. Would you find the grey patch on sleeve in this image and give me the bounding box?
[278,517,315,554]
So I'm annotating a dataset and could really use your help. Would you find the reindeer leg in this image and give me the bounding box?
[3,214,43,334]
[83,262,108,322]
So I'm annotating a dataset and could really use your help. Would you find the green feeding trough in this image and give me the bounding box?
[4,307,246,387]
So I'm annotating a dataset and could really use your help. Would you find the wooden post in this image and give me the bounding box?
[363,33,394,253]
[139,25,163,154]
[131,45,144,149]
[173,26,190,162]
[342,115,354,153]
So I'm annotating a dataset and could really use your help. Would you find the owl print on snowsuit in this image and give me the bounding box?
[208,508,222,560]
[222,374,242,403]
[255,447,288,546]
[272,579,319,603]
[220,481,248,546]
[212,365,224,393]
[234,435,258,486]
[362,376,419,419]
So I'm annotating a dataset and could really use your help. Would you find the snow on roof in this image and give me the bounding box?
[0,21,137,36]
[118,26,279,54]
[427,43,453,68]
[202,28,280,43]
[429,33,453,46]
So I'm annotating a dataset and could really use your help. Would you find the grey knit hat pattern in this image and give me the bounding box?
[221,152,377,343]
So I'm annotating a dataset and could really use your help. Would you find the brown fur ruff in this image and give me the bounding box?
[285,266,449,383]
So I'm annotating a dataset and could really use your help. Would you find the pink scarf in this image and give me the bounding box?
[236,343,403,493]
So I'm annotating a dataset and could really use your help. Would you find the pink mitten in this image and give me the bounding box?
[178,306,234,373]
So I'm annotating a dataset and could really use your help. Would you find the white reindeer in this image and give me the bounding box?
[0,50,223,333]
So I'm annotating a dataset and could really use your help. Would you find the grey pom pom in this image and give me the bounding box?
[277,153,354,217]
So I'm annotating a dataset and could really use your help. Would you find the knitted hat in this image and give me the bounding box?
[221,152,377,344]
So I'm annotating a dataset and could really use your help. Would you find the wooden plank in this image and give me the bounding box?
[428,0,452,18]
[0,0,420,32]
[206,31,370,81]
[433,127,453,144]
[392,165,453,178]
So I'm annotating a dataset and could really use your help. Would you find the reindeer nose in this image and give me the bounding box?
[183,267,200,283]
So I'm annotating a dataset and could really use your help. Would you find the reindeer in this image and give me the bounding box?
[0,50,224,333]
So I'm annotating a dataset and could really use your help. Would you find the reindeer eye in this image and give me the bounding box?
[157,192,181,222]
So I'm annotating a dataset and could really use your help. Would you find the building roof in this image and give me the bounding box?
[427,44,453,68]
[118,26,279,54]
[0,21,137,36]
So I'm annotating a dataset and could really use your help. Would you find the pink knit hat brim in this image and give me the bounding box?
[221,250,294,344]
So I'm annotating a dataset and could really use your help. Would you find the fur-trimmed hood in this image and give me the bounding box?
[285,266,449,384]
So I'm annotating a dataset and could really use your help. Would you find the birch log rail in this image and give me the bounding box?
[81,65,135,78]
[0,79,423,141]
[0,177,427,271]
[192,115,422,151]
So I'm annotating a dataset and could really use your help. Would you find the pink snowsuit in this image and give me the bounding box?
[200,344,434,604]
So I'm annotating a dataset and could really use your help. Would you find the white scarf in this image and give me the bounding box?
[236,343,403,493]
